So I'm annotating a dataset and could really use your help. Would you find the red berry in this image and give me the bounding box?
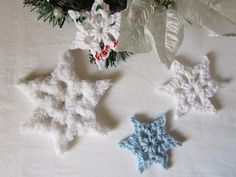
[102,50,108,56]
[114,41,118,48]
[95,52,101,60]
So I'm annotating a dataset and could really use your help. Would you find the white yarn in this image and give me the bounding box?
[159,56,223,119]
[68,0,121,70]
[17,50,111,155]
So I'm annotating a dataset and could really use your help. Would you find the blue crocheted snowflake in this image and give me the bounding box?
[119,114,181,173]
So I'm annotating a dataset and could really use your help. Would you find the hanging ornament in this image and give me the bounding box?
[69,0,131,70]
[22,0,236,69]
[53,7,64,19]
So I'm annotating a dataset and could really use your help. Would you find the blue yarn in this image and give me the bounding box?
[119,114,181,173]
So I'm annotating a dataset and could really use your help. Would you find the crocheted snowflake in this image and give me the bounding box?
[17,51,111,155]
[159,56,223,119]
[68,0,121,70]
[119,114,181,173]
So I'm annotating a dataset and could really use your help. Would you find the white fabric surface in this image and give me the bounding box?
[0,1,236,177]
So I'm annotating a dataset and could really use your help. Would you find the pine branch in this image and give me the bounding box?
[156,0,175,8]
[23,0,127,27]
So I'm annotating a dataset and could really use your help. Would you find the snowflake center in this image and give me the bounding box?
[190,85,195,92]
[99,27,104,34]
[146,140,154,147]
[58,80,67,91]
[76,94,83,100]
[96,14,103,24]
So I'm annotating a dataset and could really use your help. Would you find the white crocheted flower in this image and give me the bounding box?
[17,51,111,155]
[68,0,121,70]
[159,56,223,119]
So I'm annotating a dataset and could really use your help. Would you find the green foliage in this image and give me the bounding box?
[104,0,127,13]
[89,51,133,69]
[23,0,127,28]
[23,0,94,27]
[158,0,176,8]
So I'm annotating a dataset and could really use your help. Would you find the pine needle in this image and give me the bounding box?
[23,0,127,28]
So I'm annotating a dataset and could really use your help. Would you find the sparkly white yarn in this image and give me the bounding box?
[159,56,223,119]
[17,51,111,155]
[68,0,121,70]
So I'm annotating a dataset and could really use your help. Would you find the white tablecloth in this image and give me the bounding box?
[0,1,236,177]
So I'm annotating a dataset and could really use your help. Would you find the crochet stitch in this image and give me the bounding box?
[17,51,111,155]
[159,56,223,119]
[119,114,181,173]
[69,0,121,70]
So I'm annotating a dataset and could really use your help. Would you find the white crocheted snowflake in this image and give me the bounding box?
[159,56,223,119]
[68,0,121,70]
[17,51,111,155]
